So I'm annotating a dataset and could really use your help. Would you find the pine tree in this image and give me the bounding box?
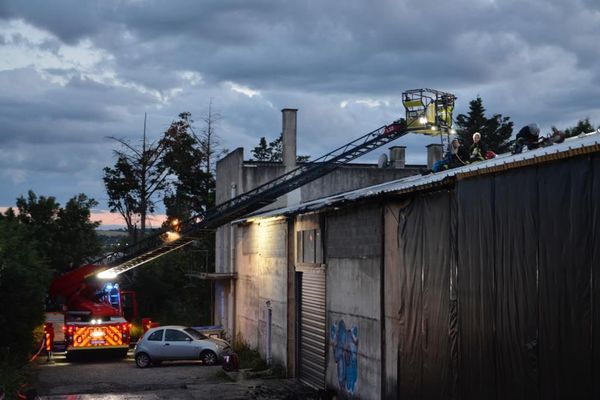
[455,97,513,154]
[251,137,272,161]
[251,133,309,162]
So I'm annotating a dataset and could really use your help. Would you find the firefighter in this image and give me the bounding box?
[469,132,487,162]
[425,138,468,174]
[513,123,540,154]
[446,138,469,169]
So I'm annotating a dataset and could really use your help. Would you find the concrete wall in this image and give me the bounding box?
[325,206,382,399]
[215,148,244,205]
[301,165,421,202]
[235,218,289,369]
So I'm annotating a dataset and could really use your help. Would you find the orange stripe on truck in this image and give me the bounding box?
[73,325,124,348]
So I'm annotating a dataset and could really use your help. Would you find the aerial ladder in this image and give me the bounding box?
[96,88,456,279]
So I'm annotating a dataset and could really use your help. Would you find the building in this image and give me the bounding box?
[212,109,428,351]
[214,107,600,399]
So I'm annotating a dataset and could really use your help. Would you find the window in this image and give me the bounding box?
[184,328,208,340]
[147,329,164,341]
[165,329,191,342]
[297,229,323,264]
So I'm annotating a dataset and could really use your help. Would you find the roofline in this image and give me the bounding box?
[232,131,600,224]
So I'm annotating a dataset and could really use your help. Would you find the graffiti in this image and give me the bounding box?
[330,320,358,395]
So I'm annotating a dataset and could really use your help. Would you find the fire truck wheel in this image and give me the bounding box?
[200,350,217,366]
[135,352,151,368]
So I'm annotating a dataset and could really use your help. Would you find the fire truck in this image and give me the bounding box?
[48,263,137,358]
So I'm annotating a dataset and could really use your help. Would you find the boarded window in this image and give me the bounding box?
[297,229,322,264]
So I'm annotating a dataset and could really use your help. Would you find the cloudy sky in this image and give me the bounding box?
[1,0,599,227]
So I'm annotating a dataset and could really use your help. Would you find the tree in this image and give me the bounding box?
[455,97,513,154]
[103,115,169,243]
[251,133,309,162]
[14,191,101,274]
[56,194,103,270]
[161,112,213,223]
[251,137,272,161]
[0,214,50,367]
[564,118,596,138]
[196,101,226,208]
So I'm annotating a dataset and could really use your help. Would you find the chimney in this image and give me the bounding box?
[426,143,444,169]
[282,108,298,170]
[389,146,406,169]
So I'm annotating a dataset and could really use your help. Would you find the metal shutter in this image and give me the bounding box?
[298,268,326,389]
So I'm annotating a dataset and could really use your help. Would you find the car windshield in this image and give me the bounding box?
[184,328,208,340]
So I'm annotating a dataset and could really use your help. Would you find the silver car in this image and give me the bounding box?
[134,325,231,368]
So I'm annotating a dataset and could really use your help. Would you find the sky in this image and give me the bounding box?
[1,0,599,228]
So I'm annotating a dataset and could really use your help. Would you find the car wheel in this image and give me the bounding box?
[135,352,151,368]
[200,350,217,366]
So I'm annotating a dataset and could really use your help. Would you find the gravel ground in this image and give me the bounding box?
[33,351,319,400]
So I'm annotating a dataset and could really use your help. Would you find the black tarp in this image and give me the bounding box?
[420,192,453,400]
[538,157,593,399]
[592,154,600,399]
[389,153,600,400]
[397,195,425,398]
[493,168,539,399]
[396,192,453,399]
[456,176,497,399]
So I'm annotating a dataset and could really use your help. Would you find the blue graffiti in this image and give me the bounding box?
[330,320,358,395]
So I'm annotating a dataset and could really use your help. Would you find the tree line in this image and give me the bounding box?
[0,192,100,383]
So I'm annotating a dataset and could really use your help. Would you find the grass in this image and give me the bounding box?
[0,361,37,400]
[234,341,268,371]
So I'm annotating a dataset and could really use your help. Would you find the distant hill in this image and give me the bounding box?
[96,229,129,237]
[97,229,129,251]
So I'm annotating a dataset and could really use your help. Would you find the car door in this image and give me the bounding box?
[164,328,196,360]
[144,329,165,358]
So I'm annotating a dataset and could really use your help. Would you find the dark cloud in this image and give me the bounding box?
[0,0,599,211]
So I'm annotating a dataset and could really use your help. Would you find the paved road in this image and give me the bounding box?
[34,351,318,400]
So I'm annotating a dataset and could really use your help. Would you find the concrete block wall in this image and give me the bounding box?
[235,218,289,368]
[326,206,382,399]
[301,166,421,203]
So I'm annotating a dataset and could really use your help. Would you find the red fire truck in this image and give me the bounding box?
[48,264,137,358]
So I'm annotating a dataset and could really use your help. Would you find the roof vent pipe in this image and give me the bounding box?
[282,108,298,170]
[426,143,444,169]
[389,146,406,169]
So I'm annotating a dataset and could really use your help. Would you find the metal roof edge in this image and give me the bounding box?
[232,131,600,223]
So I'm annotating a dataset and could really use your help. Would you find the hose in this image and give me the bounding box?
[29,338,45,362]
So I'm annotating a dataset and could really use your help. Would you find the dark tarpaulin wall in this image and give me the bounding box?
[387,153,600,399]
[456,176,497,399]
[396,195,425,398]
[383,203,405,399]
[493,168,539,400]
[420,192,453,400]
[395,192,453,399]
[538,157,593,399]
[593,154,600,399]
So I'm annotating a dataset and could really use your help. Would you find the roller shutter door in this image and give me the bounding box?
[298,268,326,389]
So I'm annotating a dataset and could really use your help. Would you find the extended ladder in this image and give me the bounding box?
[98,89,457,278]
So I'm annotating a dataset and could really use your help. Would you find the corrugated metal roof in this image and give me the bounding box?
[234,131,600,223]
